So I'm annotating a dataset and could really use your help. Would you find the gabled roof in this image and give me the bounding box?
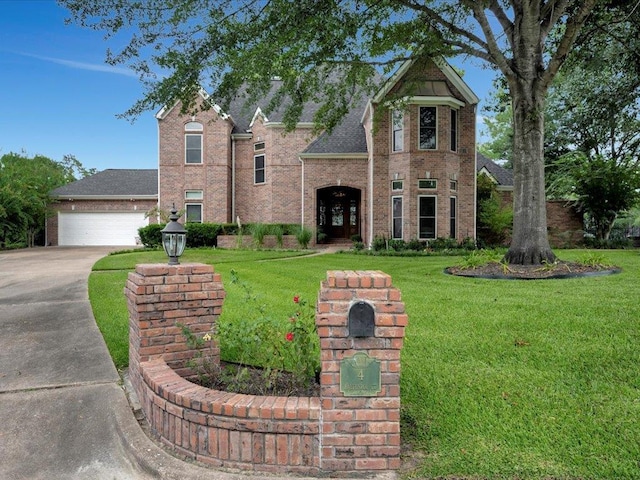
[476,153,513,187]
[50,169,158,199]
[373,57,479,106]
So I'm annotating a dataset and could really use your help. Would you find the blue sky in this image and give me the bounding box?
[0,0,497,173]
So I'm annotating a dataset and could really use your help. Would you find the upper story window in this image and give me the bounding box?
[391,110,403,152]
[184,122,203,165]
[254,154,265,184]
[254,142,265,151]
[419,106,437,150]
[185,134,202,164]
[450,109,458,152]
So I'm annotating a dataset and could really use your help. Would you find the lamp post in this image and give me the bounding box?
[161,205,187,265]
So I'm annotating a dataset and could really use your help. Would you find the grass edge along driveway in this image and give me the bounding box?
[90,248,640,479]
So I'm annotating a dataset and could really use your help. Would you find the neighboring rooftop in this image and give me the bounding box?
[477,153,513,187]
[50,169,158,198]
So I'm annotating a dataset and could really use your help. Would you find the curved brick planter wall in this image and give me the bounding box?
[125,264,406,475]
[138,359,320,472]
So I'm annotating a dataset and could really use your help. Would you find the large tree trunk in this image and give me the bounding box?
[503,4,557,266]
[504,83,556,265]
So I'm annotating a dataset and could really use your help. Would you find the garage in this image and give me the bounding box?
[58,211,148,246]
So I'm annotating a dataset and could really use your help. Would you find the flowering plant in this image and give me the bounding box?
[284,294,321,382]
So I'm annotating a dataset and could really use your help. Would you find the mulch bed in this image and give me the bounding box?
[445,261,621,280]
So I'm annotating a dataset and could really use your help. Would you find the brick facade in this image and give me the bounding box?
[125,264,407,475]
[157,59,478,246]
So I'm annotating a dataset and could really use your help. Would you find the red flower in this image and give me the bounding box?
[293,295,300,303]
[285,332,294,342]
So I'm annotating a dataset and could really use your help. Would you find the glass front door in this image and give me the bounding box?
[318,187,361,240]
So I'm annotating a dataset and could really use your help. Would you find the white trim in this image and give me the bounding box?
[249,107,269,128]
[264,122,316,129]
[155,87,230,120]
[410,96,465,108]
[417,195,437,240]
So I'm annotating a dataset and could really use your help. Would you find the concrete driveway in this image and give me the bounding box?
[0,247,365,480]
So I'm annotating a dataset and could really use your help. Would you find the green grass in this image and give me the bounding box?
[89,248,640,479]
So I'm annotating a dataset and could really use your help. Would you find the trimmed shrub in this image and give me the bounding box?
[186,223,220,247]
[138,224,164,248]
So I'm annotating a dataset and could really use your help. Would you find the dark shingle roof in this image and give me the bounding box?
[476,153,513,187]
[302,99,369,155]
[50,169,158,197]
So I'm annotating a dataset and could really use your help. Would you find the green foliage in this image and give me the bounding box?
[476,174,513,247]
[186,222,220,247]
[548,153,640,241]
[295,226,313,249]
[216,270,319,386]
[137,224,164,248]
[372,235,387,251]
[0,152,92,248]
[250,222,270,247]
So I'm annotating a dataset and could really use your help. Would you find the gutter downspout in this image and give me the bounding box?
[367,104,375,248]
[299,156,305,227]
[231,136,236,222]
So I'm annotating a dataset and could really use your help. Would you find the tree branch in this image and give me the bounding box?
[542,0,599,88]
[464,1,515,78]
[396,0,490,51]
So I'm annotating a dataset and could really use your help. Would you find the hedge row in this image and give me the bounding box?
[137,223,302,248]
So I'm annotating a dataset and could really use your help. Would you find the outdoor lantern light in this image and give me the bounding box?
[161,205,187,265]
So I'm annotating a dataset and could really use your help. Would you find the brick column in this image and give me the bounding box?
[125,263,225,392]
[316,270,407,473]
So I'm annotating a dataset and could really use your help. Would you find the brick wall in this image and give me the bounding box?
[126,265,407,475]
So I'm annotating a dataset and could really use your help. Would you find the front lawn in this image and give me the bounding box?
[89,248,640,479]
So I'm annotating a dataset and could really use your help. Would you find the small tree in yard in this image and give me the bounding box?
[548,153,640,242]
[61,0,612,265]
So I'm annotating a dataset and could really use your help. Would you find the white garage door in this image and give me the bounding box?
[58,212,148,246]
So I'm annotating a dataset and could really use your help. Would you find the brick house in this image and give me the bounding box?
[157,58,479,245]
[46,58,479,246]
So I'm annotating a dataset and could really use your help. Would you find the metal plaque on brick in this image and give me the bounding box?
[339,352,381,397]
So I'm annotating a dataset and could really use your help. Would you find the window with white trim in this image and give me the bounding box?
[391,110,403,152]
[419,106,437,150]
[391,180,403,191]
[418,195,437,240]
[254,142,265,151]
[185,134,202,164]
[185,121,203,132]
[185,190,203,200]
[392,196,403,239]
[450,196,457,239]
[185,203,202,223]
[254,154,265,184]
[418,179,437,189]
[450,109,458,152]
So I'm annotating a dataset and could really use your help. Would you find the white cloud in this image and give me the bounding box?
[18,52,138,78]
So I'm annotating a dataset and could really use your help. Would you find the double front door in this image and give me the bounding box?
[317,187,361,240]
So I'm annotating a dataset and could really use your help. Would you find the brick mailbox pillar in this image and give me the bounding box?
[125,263,225,391]
[316,270,408,472]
